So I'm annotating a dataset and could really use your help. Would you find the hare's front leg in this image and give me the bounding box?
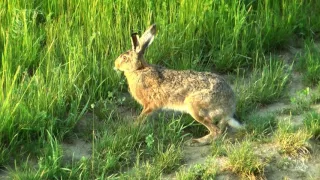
[136,105,155,125]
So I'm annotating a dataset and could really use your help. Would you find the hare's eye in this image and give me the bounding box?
[123,56,127,61]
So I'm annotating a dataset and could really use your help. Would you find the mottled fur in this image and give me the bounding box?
[114,24,242,146]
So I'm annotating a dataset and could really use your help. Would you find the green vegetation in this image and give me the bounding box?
[1,0,320,179]
[290,87,313,114]
[244,113,277,140]
[274,120,312,156]
[176,160,219,180]
[225,140,265,178]
[296,40,320,85]
[304,111,320,140]
[235,59,290,117]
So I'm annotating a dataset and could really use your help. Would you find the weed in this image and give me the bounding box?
[211,135,228,157]
[290,87,313,114]
[274,120,312,156]
[94,122,145,174]
[154,144,183,174]
[251,59,291,104]
[120,144,183,179]
[123,161,161,180]
[8,157,38,180]
[1,0,320,178]
[0,146,9,167]
[66,157,91,180]
[8,131,66,179]
[0,133,19,166]
[80,113,187,178]
[296,40,320,86]
[149,114,191,147]
[226,140,265,178]
[176,159,219,180]
[236,59,290,117]
[244,113,277,140]
[35,131,64,179]
[145,133,155,151]
[275,156,293,170]
[179,115,207,138]
[311,83,320,104]
[303,112,320,140]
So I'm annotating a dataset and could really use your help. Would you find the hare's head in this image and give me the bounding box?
[114,24,156,72]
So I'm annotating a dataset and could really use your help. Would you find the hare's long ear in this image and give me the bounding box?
[131,33,140,52]
[137,24,156,55]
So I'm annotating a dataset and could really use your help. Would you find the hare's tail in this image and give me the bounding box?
[227,117,245,129]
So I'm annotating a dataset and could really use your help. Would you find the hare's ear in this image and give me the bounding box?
[138,24,156,55]
[131,33,140,52]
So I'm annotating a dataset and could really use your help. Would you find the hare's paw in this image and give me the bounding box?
[185,134,215,147]
[133,115,148,126]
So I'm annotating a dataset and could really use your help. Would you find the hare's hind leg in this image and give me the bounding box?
[191,116,219,146]
[186,102,220,146]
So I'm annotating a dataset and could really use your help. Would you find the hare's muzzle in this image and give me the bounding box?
[114,60,120,70]
[113,65,122,76]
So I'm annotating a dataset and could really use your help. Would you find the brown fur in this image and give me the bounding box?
[114,24,240,146]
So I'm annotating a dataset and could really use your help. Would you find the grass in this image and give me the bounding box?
[244,113,277,140]
[274,120,312,156]
[225,140,265,178]
[235,58,291,117]
[303,111,320,140]
[296,40,320,85]
[290,87,313,114]
[176,159,219,180]
[121,144,183,179]
[211,136,229,157]
[7,114,187,179]
[1,0,320,179]
[8,131,65,179]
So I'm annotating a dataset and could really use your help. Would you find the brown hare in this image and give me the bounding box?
[114,24,243,146]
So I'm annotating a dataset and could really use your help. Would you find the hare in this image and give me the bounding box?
[114,24,243,146]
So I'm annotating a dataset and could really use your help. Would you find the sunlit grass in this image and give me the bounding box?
[274,120,312,156]
[176,160,219,180]
[0,0,320,178]
[235,58,291,117]
[226,140,265,178]
[296,40,320,85]
[303,111,320,140]
[244,113,277,140]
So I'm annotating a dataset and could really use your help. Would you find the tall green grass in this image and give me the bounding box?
[235,58,291,117]
[303,111,320,140]
[1,0,320,177]
[8,114,187,179]
[296,40,320,85]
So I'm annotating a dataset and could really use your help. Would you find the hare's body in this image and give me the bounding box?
[114,24,242,146]
[125,66,235,116]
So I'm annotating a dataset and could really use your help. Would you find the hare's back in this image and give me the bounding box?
[157,68,236,113]
[158,68,232,94]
